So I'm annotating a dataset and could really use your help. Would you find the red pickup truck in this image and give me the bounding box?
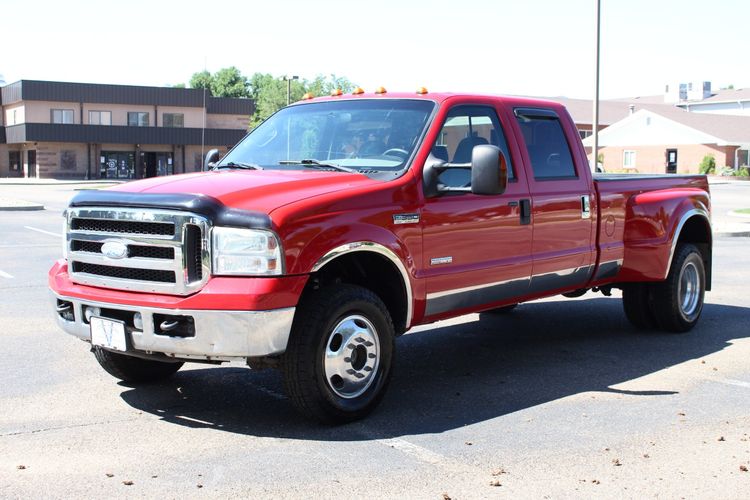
[49,91,712,423]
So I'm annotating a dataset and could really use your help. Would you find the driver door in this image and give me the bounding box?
[421,103,533,319]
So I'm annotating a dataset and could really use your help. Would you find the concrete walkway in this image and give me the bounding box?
[0,178,123,186]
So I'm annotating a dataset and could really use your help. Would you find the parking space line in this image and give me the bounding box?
[0,270,14,279]
[712,378,750,389]
[24,226,62,238]
[352,423,478,474]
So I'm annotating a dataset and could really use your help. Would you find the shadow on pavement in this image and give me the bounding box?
[119,297,748,440]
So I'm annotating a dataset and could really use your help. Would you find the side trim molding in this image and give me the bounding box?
[311,241,413,329]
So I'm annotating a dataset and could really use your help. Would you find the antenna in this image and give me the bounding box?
[201,57,207,168]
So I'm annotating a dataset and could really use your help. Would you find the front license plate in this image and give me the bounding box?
[90,317,128,352]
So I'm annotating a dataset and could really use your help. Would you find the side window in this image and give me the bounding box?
[514,108,577,179]
[433,105,514,188]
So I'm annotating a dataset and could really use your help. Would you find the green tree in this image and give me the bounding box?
[188,68,357,129]
[188,67,250,98]
[212,67,250,98]
[189,70,212,91]
[698,154,716,175]
[248,73,357,128]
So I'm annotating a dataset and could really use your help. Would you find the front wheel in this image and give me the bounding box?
[93,347,183,383]
[282,285,395,424]
[651,243,706,333]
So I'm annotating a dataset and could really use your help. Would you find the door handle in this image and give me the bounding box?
[581,195,591,219]
[519,199,531,225]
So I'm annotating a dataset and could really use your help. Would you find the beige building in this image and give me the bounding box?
[582,107,750,174]
[0,80,253,179]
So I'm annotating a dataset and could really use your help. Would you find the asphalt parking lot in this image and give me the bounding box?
[1,182,749,498]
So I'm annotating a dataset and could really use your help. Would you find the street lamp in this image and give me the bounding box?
[592,0,601,172]
[283,75,299,105]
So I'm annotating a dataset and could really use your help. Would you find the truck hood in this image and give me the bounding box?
[108,169,379,215]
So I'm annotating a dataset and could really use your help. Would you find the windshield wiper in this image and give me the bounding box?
[216,161,263,170]
[279,159,357,173]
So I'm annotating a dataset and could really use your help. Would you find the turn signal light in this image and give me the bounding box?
[352,87,365,95]
[331,88,343,96]
[416,87,428,94]
[374,86,387,94]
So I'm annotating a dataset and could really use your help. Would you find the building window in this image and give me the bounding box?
[127,112,149,127]
[89,110,112,125]
[578,129,593,140]
[623,150,637,169]
[163,113,184,128]
[51,109,75,124]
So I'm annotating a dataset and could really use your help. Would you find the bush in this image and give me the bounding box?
[737,166,749,177]
[698,155,716,174]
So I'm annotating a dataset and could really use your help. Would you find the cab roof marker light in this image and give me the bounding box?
[301,92,314,100]
[331,88,343,96]
[374,86,387,94]
[352,87,365,95]
[416,87,428,94]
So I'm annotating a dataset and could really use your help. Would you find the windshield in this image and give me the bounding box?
[218,99,435,178]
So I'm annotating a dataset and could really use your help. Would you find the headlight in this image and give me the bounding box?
[211,227,283,276]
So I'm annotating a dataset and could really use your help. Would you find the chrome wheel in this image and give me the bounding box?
[323,314,380,399]
[678,261,701,320]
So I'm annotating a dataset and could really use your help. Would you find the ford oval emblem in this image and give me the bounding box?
[101,241,128,260]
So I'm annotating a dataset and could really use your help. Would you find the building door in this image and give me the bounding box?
[144,152,157,178]
[27,150,37,178]
[101,152,135,179]
[155,152,173,176]
[8,151,22,177]
[666,149,677,174]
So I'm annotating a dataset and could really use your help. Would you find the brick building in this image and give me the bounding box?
[582,107,750,174]
[0,80,253,179]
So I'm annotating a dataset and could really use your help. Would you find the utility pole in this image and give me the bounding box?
[592,0,601,172]
[283,75,299,105]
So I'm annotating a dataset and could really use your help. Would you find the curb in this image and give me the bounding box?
[714,231,750,238]
[0,204,45,211]
[0,180,124,186]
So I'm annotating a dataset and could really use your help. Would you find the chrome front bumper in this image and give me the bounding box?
[52,293,295,361]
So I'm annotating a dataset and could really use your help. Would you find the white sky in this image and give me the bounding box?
[2,0,748,99]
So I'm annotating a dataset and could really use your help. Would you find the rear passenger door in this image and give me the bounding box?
[512,107,596,294]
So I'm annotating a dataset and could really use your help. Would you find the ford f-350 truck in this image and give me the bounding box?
[49,90,711,423]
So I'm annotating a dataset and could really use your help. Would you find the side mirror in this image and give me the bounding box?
[471,145,507,196]
[203,149,220,171]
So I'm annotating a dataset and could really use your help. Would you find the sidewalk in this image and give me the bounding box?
[0,178,124,186]
[0,197,44,211]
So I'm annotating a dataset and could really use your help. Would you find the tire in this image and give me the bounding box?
[93,347,183,383]
[282,284,395,424]
[650,243,706,333]
[622,283,657,330]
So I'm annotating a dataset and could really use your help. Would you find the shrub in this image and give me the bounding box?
[737,166,750,177]
[698,155,716,174]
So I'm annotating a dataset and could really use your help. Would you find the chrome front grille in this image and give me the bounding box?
[66,207,210,295]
